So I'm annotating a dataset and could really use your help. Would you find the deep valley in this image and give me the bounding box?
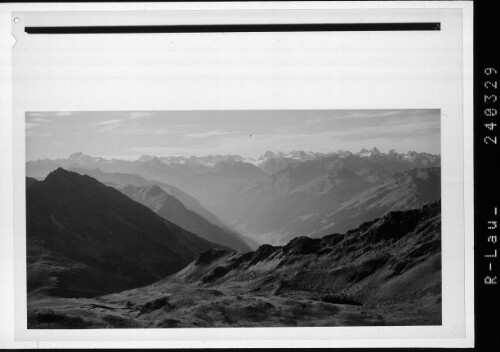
[26,148,442,328]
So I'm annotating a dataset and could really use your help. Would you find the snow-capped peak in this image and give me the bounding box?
[137,155,157,162]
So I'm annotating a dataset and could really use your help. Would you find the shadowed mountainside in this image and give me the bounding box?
[116,184,251,252]
[26,168,226,299]
[234,167,440,245]
[26,177,39,189]
[28,201,441,328]
[67,167,259,251]
[171,201,441,305]
[67,167,226,230]
[307,166,441,238]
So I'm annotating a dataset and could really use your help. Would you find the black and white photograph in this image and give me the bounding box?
[25,109,441,328]
[0,1,475,349]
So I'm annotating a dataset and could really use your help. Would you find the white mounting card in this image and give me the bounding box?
[0,1,473,349]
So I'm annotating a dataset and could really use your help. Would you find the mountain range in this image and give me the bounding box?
[27,149,440,246]
[25,146,442,327]
[27,148,439,178]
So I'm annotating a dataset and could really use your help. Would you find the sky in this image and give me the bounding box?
[25,109,440,161]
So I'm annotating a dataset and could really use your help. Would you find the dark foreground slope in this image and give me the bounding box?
[28,201,441,328]
[26,168,225,299]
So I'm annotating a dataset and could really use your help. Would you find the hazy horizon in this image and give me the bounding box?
[26,109,440,161]
[27,147,442,163]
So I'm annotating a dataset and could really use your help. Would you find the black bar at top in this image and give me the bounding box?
[24,22,441,34]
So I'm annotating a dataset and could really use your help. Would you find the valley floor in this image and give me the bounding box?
[28,281,441,328]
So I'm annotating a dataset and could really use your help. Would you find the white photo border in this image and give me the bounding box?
[0,1,473,349]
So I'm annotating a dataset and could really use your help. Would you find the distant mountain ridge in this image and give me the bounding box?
[26,149,440,246]
[27,149,440,177]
